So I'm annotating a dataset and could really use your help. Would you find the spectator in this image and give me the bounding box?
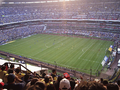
[26,85,43,90]
[70,78,76,90]
[3,73,25,90]
[88,81,106,90]
[100,78,103,83]
[4,69,22,84]
[3,63,9,71]
[35,81,45,90]
[103,80,108,89]
[59,78,71,90]
[75,81,89,90]
[26,78,39,89]
[10,64,15,70]
[44,75,53,88]
[46,84,56,90]
[0,65,7,81]
[15,68,25,79]
[24,74,31,84]
[63,73,70,80]
[0,79,4,90]
[117,79,120,90]
[54,76,63,90]
[51,69,57,81]
[107,83,119,90]
[42,73,46,78]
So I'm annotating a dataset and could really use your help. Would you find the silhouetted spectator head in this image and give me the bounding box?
[52,69,56,74]
[27,85,43,90]
[59,78,71,90]
[35,81,45,90]
[30,78,39,86]
[88,82,106,90]
[103,80,108,86]
[15,68,20,74]
[57,76,63,83]
[4,63,8,70]
[7,73,15,83]
[54,76,63,90]
[1,65,5,71]
[10,64,14,69]
[75,81,89,90]
[70,78,75,90]
[100,78,103,83]
[44,76,49,84]
[4,63,8,66]
[46,84,56,90]
[24,74,30,83]
[117,79,120,86]
[7,69,14,74]
[42,73,46,78]
[107,83,119,90]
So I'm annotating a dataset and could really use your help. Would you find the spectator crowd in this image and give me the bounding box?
[0,0,120,90]
[0,25,44,45]
[0,0,120,24]
[0,23,120,46]
[0,0,120,46]
[0,63,120,90]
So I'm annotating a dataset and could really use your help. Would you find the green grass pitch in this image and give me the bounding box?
[0,34,114,75]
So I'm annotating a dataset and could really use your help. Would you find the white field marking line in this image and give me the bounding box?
[86,43,103,71]
[31,37,67,57]
[78,42,95,59]
[95,63,102,72]
[58,63,77,69]
[53,38,69,49]
[82,59,101,63]
[3,49,27,57]
[44,37,72,61]
[82,47,87,52]
[5,34,46,51]
[92,48,104,71]
[57,38,80,65]
[30,35,62,55]
[33,57,55,64]
[76,40,96,68]
[31,56,77,69]
[68,40,93,67]
[45,44,49,48]
[29,35,62,56]
[81,48,97,70]
[12,35,41,46]
[2,37,48,58]
[40,38,78,68]
[2,41,73,69]
[44,35,65,48]
[62,38,88,64]
[33,56,77,69]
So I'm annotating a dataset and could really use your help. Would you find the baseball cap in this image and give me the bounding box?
[0,82,4,87]
[63,73,70,79]
[59,78,71,90]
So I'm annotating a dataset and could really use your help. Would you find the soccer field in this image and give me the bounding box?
[0,34,113,75]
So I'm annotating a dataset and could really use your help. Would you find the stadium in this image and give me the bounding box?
[0,0,120,90]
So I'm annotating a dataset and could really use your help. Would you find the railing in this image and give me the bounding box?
[108,69,120,82]
[1,61,41,78]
